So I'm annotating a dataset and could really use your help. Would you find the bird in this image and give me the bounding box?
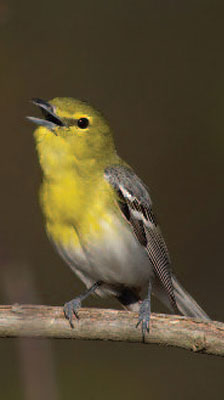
[28,97,210,334]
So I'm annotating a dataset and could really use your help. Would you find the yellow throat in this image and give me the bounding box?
[31,97,121,247]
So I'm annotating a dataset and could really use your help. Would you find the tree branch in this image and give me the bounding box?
[0,305,223,357]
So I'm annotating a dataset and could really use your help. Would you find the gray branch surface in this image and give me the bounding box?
[0,305,223,357]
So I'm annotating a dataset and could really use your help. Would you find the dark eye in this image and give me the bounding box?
[77,118,89,129]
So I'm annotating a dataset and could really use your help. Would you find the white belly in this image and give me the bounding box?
[56,217,153,296]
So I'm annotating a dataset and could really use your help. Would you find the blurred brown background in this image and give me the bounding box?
[0,0,224,399]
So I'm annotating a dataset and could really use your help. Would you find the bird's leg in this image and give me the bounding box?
[64,281,102,328]
[136,282,152,336]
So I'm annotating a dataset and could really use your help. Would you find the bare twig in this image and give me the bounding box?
[2,269,58,400]
[0,305,223,357]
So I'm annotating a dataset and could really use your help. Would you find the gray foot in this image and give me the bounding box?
[136,298,151,335]
[64,297,82,328]
[63,281,102,328]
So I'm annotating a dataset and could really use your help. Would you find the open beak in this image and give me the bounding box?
[27,98,64,130]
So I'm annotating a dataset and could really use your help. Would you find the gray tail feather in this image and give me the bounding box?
[171,275,210,321]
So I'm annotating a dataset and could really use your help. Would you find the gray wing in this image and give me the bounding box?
[104,165,178,313]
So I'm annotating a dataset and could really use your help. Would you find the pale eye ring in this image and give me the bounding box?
[77,118,89,129]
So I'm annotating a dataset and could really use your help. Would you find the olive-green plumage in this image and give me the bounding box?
[34,98,123,247]
[29,97,210,331]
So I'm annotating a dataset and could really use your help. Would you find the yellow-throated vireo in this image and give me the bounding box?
[28,97,210,333]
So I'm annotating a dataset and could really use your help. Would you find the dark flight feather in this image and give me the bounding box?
[104,165,178,313]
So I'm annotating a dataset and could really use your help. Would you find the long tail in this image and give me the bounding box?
[172,275,210,320]
[153,274,210,321]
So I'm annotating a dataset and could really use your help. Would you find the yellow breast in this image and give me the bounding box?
[40,168,119,248]
[34,124,120,249]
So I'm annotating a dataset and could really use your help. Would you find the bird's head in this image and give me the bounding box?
[28,97,117,174]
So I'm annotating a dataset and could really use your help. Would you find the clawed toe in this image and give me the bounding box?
[63,282,102,328]
[136,299,151,335]
[64,298,81,328]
